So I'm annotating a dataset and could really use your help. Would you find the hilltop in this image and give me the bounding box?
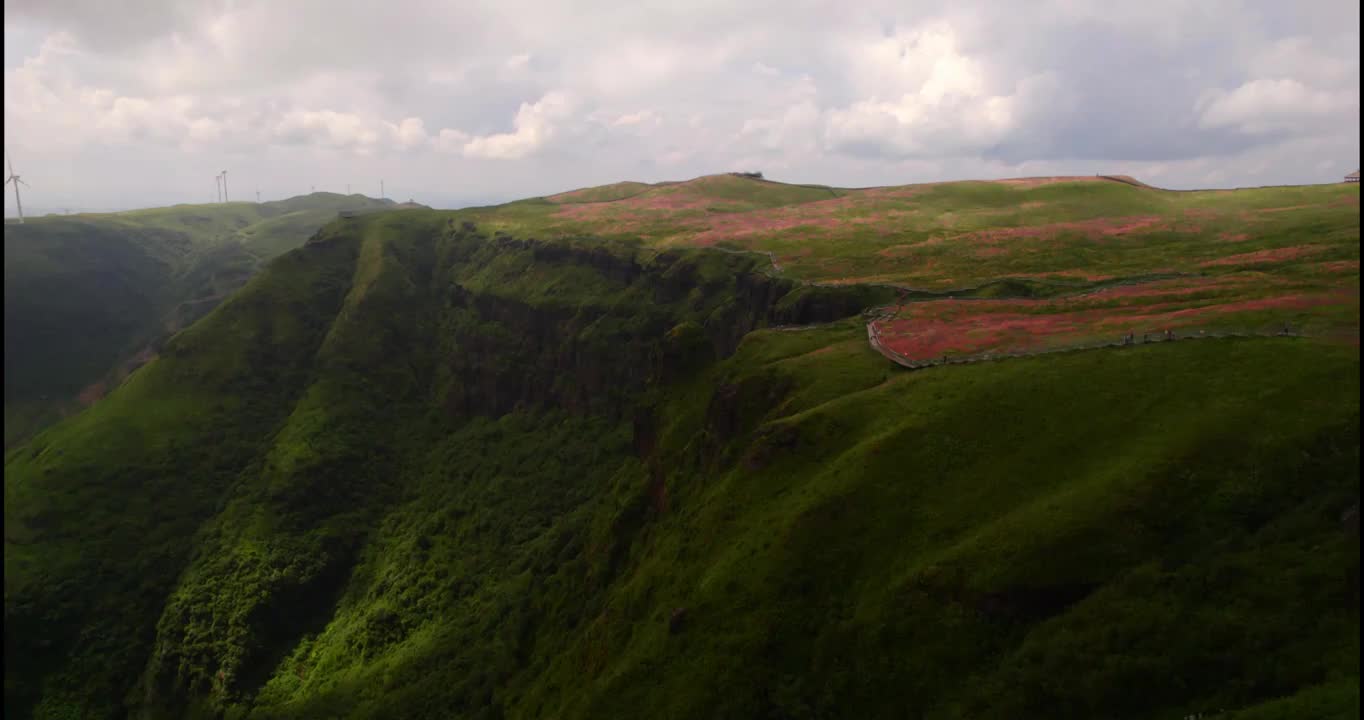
[2,193,423,446]
[3,176,1358,719]
[480,172,1358,285]
[481,172,1359,356]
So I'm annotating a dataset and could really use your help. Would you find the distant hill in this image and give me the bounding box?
[2,193,422,446]
[482,173,1358,283]
[542,173,837,209]
[546,180,662,203]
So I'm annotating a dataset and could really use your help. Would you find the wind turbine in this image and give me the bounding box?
[380,179,385,200]
[6,159,29,224]
[215,173,222,203]
[221,170,229,202]
[256,188,261,203]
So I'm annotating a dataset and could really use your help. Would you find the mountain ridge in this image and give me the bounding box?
[3,178,1358,719]
[3,193,426,447]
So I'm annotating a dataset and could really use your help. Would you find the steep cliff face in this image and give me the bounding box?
[5,234,365,719]
[426,228,889,420]
[4,213,888,719]
[5,211,1358,720]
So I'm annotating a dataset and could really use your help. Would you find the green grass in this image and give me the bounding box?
[462,174,1359,361]
[4,216,883,719]
[547,181,660,203]
[511,329,1356,720]
[1219,680,1359,719]
[456,174,1359,290]
[3,180,1359,719]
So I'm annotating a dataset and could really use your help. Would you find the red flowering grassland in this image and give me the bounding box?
[1200,246,1321,267]
[872,279,1353,362]
[1315,260,1361,274]
[467,174,1357,365]
[506,175,1358,299]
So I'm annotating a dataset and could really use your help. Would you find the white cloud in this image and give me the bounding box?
[1198,78,1359,134]
[822,26,1050,159]
[389,117,430,149]
[2,0,1360,212]
[458,91,576,159]
[740,76,822,157]
[612,110,659,127]
[1247,37,1358,89]
[435,128,471,153]
[273,110,382,151]
[581,44,688,97]
[659,149,691,166]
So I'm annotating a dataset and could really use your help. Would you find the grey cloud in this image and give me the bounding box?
[3,0,226,50]
[3,0,1359,212]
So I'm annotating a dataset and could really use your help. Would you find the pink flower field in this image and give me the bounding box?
[1200,246,1321,267]
[871,282,1352,361]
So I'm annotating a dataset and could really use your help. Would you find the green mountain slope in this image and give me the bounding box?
[8,196,1353,720]
[2,194,410,447]
[4,181,1359,720]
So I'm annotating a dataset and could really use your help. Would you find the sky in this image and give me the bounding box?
[3,0,1360,214]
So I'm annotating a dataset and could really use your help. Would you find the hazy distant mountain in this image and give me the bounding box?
[3,193,422,446]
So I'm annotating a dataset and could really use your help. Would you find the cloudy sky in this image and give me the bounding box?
[4,0,1359,213]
